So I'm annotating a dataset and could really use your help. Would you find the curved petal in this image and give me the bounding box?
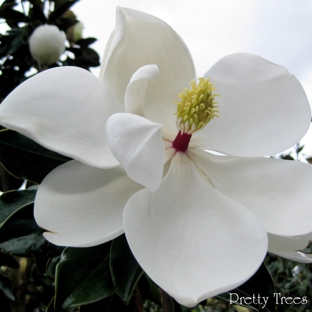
[124,152,267,307]
[0,67,124,168]
[268,234,312,263]
[197,53,311,156]
[190,150,312,238]
[99,30,115,78]
[35,160,142,247]
[106,113,164,192]
[100,7,196,132]
[125,64,159,116]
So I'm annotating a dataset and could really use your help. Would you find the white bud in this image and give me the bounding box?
[67,21,84,43]
[29,25,66,66]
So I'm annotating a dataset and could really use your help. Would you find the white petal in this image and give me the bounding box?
[198,53,311,156]
[0,67,124,168]
[35,160,142,247]
[268,234,312,263]
[106,113,164,192]
[124,152,267,307]
[190,150,312,238]
[125,64,159,116]
[100,7,196,132]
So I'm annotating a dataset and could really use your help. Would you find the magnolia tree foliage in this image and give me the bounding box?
[0,2,312,312]
[0,0,99,102]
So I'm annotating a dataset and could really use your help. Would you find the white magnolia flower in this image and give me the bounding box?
[1,7,312,307]
[29,24,66,65]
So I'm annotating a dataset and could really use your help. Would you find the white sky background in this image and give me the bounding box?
[72,0,312,157]
[1,0,312,156]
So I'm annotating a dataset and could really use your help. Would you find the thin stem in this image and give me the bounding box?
[134,285,144,312]
[160,289,175,312]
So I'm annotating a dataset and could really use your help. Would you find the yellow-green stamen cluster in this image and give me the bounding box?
[175,77,219,134]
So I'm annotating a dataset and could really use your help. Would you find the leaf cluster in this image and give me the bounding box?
[0,0,100,102]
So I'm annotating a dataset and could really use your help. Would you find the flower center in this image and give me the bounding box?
[172,77,219,152]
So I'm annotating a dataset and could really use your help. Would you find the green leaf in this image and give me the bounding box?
[0,129,70,184]
[47,297,77,312]
[0,164,24,192]
[0,29,29,55]
[0,275,15,301]
[35,244,64,278]
[0,189,36,224]
[0,252,19,268]
[79,296,114,312]
[0,8,29,22]
[48,0,79,22]
[0,203,46,256]
[296,144,304,154]
[0,1,28,28]
[46,256,60,279]
[75,37,97,47]
[110,234,143,304]
[281,154,294,161]
[0,1,18,10]
[55,243,114,309]
[28,3,46,23]
[80,294,144,312]
[218,263,275,312]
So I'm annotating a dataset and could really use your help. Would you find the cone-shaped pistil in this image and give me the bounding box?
[172,78,219,152]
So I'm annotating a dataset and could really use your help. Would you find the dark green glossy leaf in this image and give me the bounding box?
[0,252,19,268]
[0,1,18,10]
[34,239,64,277]
[47,296,77,312]
[28,2,45,23]
[0,29,29,55]
[110,234,143,304]
[46,256,60,279]
[0,203,46,256]
[48,0,79,22]
[27,0,44,6]
[0,275,15,301]
[65,46,100,68]
[218,263,275,312]
[0,2,28,28]
[79,296,114,312]
[281,154,294,161]
[0,129,70,184]
[55,243,114,309]
[296,145,304,154]
[80,294,144,312]
[0,164,23,192]
[0,8,29,22]
[0,230,46,256]
[143,274,161,305]
[75,37,97,47]
[0,189,36,224]
[0,202,37,237]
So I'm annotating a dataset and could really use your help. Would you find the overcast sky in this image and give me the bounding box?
[73,1,312,81]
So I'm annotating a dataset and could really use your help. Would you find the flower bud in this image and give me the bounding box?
[29,25,66,66]
[67,21,84,43]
